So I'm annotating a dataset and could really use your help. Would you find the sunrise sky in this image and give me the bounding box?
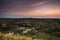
[0,0,60,18]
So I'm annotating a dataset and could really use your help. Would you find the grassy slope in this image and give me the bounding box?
[0,18,60,40]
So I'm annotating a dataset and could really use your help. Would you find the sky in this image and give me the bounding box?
[0,0,60,18]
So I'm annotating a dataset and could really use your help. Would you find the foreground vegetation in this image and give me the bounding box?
[0,32,60,40]
[0,33,32,40]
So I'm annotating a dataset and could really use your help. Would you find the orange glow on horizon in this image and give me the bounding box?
[5,9,60,18]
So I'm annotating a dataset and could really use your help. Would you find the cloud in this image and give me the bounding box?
[31,1,48,7]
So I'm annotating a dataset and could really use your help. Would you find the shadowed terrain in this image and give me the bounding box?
[0,18,60,40]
